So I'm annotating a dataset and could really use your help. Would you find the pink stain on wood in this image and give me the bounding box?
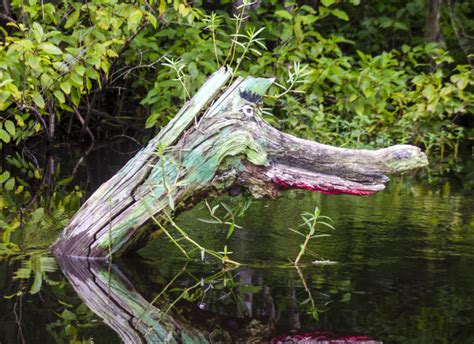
[273,176,376,196]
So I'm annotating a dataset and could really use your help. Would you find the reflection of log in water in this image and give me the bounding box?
[56,257,208,344]
[57,256,384,343]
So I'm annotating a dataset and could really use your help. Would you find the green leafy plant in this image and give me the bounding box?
[200,198,252,240]
[203,12,223,67]
[150,211,241,267]
[161,56,191,99]
[289,207,334,266]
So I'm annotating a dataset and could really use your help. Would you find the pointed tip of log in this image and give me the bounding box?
[377,144,429,173]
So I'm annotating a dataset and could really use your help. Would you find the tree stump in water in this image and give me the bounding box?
[52,67,428,259]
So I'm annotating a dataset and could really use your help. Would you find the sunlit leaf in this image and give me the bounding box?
[54,90,65,103]
[5,178,15,191]
[60,81,71,95]
[32,92,45,108]
[0,171,10,183]
[275,10,293,20]
[331,9,349,21]
[226,222,235,239]
[29,271,43,294]
[0,129,10,143]
[128,9,143,31]
[64,10,80,29]
[40,43,63,55]
[4,120,15,137]
[321,0,336,7]
[31,207,45,223]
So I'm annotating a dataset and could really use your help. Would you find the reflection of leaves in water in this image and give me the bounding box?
[296,266,319,321]
[13,254,59,294]
[0,242,21,257]
[1,252,104,342]
[150,266,264,321]
[58,257,209,343]
[47,301,99,343]
[1,153,84,257]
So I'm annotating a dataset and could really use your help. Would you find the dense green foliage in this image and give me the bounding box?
[0,0,472,152]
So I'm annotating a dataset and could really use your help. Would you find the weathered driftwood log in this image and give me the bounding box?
[52,67,428,258]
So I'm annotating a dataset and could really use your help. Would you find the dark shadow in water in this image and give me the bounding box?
[55,255,383,344]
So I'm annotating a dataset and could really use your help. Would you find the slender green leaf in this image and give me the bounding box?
[226,222,235,239]
[64,11,80,29]
[29,271,43,294]
[197,218,221,224]
[331,9,349,21]
[0,129,10,143]
[5,120,15,137]
[288,227,306,237]
[40,43,63,55]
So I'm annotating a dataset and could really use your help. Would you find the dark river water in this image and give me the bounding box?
[1,142,473,343]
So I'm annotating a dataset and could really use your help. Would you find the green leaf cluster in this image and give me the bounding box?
[1,0,472,162]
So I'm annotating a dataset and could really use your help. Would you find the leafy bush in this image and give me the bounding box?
[0,0,472,160]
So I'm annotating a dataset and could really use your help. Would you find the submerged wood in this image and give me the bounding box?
[52,67,428,258]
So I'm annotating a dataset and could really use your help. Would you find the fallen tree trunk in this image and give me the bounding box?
[52,67,428,259]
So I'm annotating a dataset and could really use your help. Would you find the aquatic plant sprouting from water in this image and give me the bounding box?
[289,207,334,267]
[200,198,252,240]
[150,211,241,267]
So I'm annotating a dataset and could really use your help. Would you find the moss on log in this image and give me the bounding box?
[52,67,428,259]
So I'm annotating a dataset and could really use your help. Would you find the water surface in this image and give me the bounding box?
[1,144,473,343]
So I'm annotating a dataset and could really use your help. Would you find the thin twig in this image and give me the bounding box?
[0,13,17,24]
[106,23,148,84]
[15,102,51,141]
[72,105,96,142]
